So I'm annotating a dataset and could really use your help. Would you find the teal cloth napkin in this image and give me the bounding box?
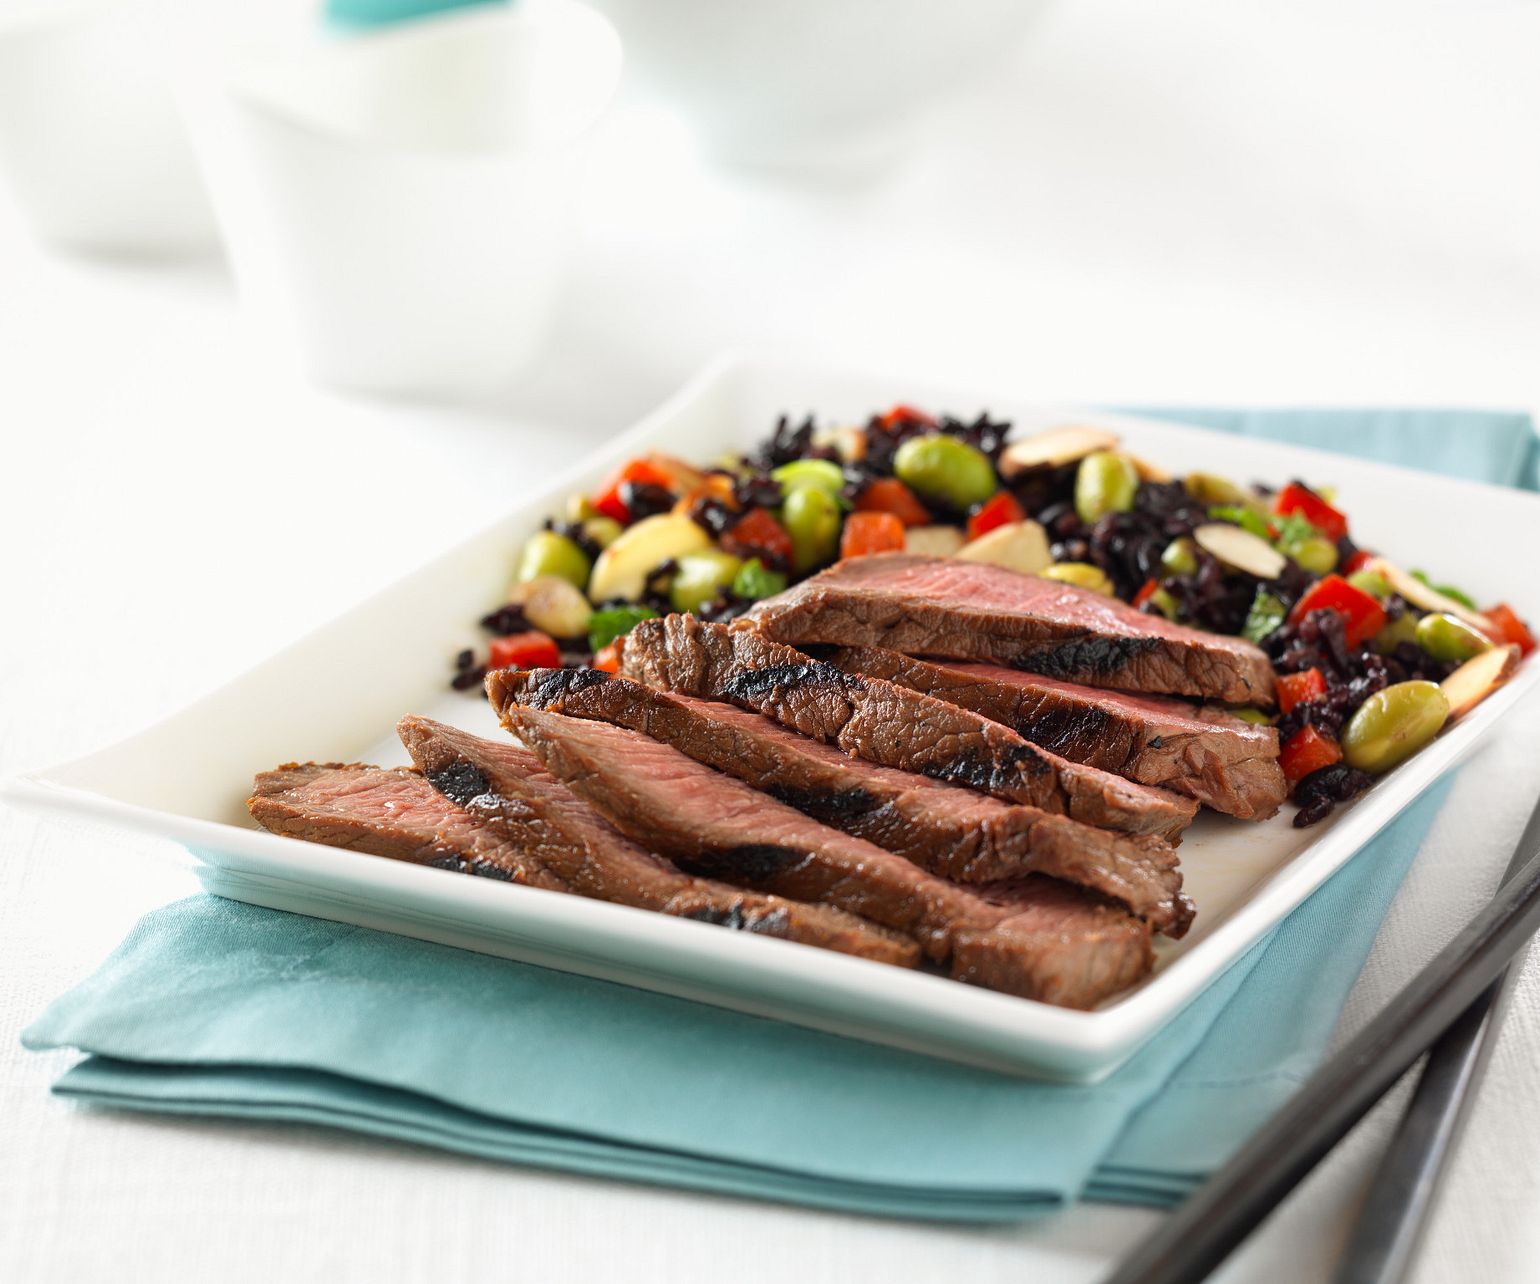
[324,0,506,32]
[24,409,1538,1222]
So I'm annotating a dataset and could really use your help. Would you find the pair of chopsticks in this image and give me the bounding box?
[1106,788,1540,1284]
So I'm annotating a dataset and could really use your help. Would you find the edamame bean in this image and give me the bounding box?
[581,515,624,550]
[770,459,846,500]
[1183,472,1250,506]
[1372,613,1420,654]
[517,531,591,589]
[1144,587,1180,620]
[1287,535,1339,576]
[1231,708,1273,726]
[1341,680,1449,774]
[669,550,744,613]
[782,486,841,571]
[1415,612,1492,664]
[1347,569,1390,600]
[1160,537,1198,577]
[892,435,998,510]
[1042,562,1115,595]
[1074,452,1139,524]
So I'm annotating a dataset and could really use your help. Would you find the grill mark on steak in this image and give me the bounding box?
[682,843,811,883]
[500,704,1154,1007]
[745,553,1276,705]
[615,615,1198,843]
[1013,635,1163,679]
[488,668,1192,934]
[426,759,491,808]
[248,762,569,890]
[395,716,919,968]
[827,647,1287,821]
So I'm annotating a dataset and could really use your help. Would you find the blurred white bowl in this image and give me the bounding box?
[0,0,219,255]
[189,0,621,400]
[586,0,1052,170]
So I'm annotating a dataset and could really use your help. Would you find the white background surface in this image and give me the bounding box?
[4,1,1540,1281]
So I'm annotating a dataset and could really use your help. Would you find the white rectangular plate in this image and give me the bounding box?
[8,355,1538,1081]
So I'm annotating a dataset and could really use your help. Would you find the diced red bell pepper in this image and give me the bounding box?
[592,458,677,524]
[855,477,932,527]
[592,641,622,673]
[488,631,561,671]
[1342,548,1375,575]
[839,511,906,560]
[966,490,1025,541]
[1276,666,1327,715]
[1289,574,1386,648]
[877,403,937,431]
[1483,602,1536,657]
[1280,724,1343,785]
[1274,482,1349,543]
[1131,579,1160,610]
[721,507,795,570]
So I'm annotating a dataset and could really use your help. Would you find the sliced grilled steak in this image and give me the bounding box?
[503,705,1153,1007]
[249,762,569,887]
[827,647,1287,821]
[489,667,1192,935]
[252,756,916,968]
[617,615,1198,842]
[747,553,1276,705]
[394,717,919,968]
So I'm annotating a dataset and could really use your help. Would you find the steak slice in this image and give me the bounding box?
[395,717,919,968]
[618,615,1199,842]
[746,553,1276,706]
[503,704,1154,1008]
[828,647,1287,821]
[489,667,1192,935]
[250,763,570,887]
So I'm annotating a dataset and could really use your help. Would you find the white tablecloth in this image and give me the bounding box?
[4,3,1540,1281]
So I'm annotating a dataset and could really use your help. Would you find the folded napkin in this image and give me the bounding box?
[24,409,1538,1222]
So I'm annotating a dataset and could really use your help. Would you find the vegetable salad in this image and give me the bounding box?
[455,406,1533,827]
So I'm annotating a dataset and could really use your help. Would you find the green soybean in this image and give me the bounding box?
[669,550,744,614]
[1231,707,1273,726]
[517,531,591,589]
[1145,587,1180,620]
[1160,537,1198,577]
[1184,472,1250,506]
[1042,562,1115,595]
[581,515,624,550]
[1347,569,1391,600]
[1074,452,1140,524]
[1415,612,1492,664]
[1341,681,1449,774]
[771,459,846,501]
[731,558,788,601]
[1372,613,1420,654]
[782,486,842,572]
[892,435,998,510]
[1288,536,1339,576]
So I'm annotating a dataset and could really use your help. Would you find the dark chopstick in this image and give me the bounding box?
[1331,814,1538,1284]
[1103,786,1540,1284]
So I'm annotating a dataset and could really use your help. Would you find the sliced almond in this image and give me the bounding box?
[903,524,966,558]
[1365,558,1492,632]
[955,520,1052,574]
[1129,455,1173,483]
[814,424,868,463]
[999,426,1121,478]
[1441,644,1520,719]
[1194,522,1286,580]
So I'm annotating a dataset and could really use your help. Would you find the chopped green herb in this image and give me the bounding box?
[1411,569,1477,611]
[1209,505,1271,540]
[1242,588,1287,643]
[1272,512,1320,549]
[588,604,657,653]
[731,558,788,602]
